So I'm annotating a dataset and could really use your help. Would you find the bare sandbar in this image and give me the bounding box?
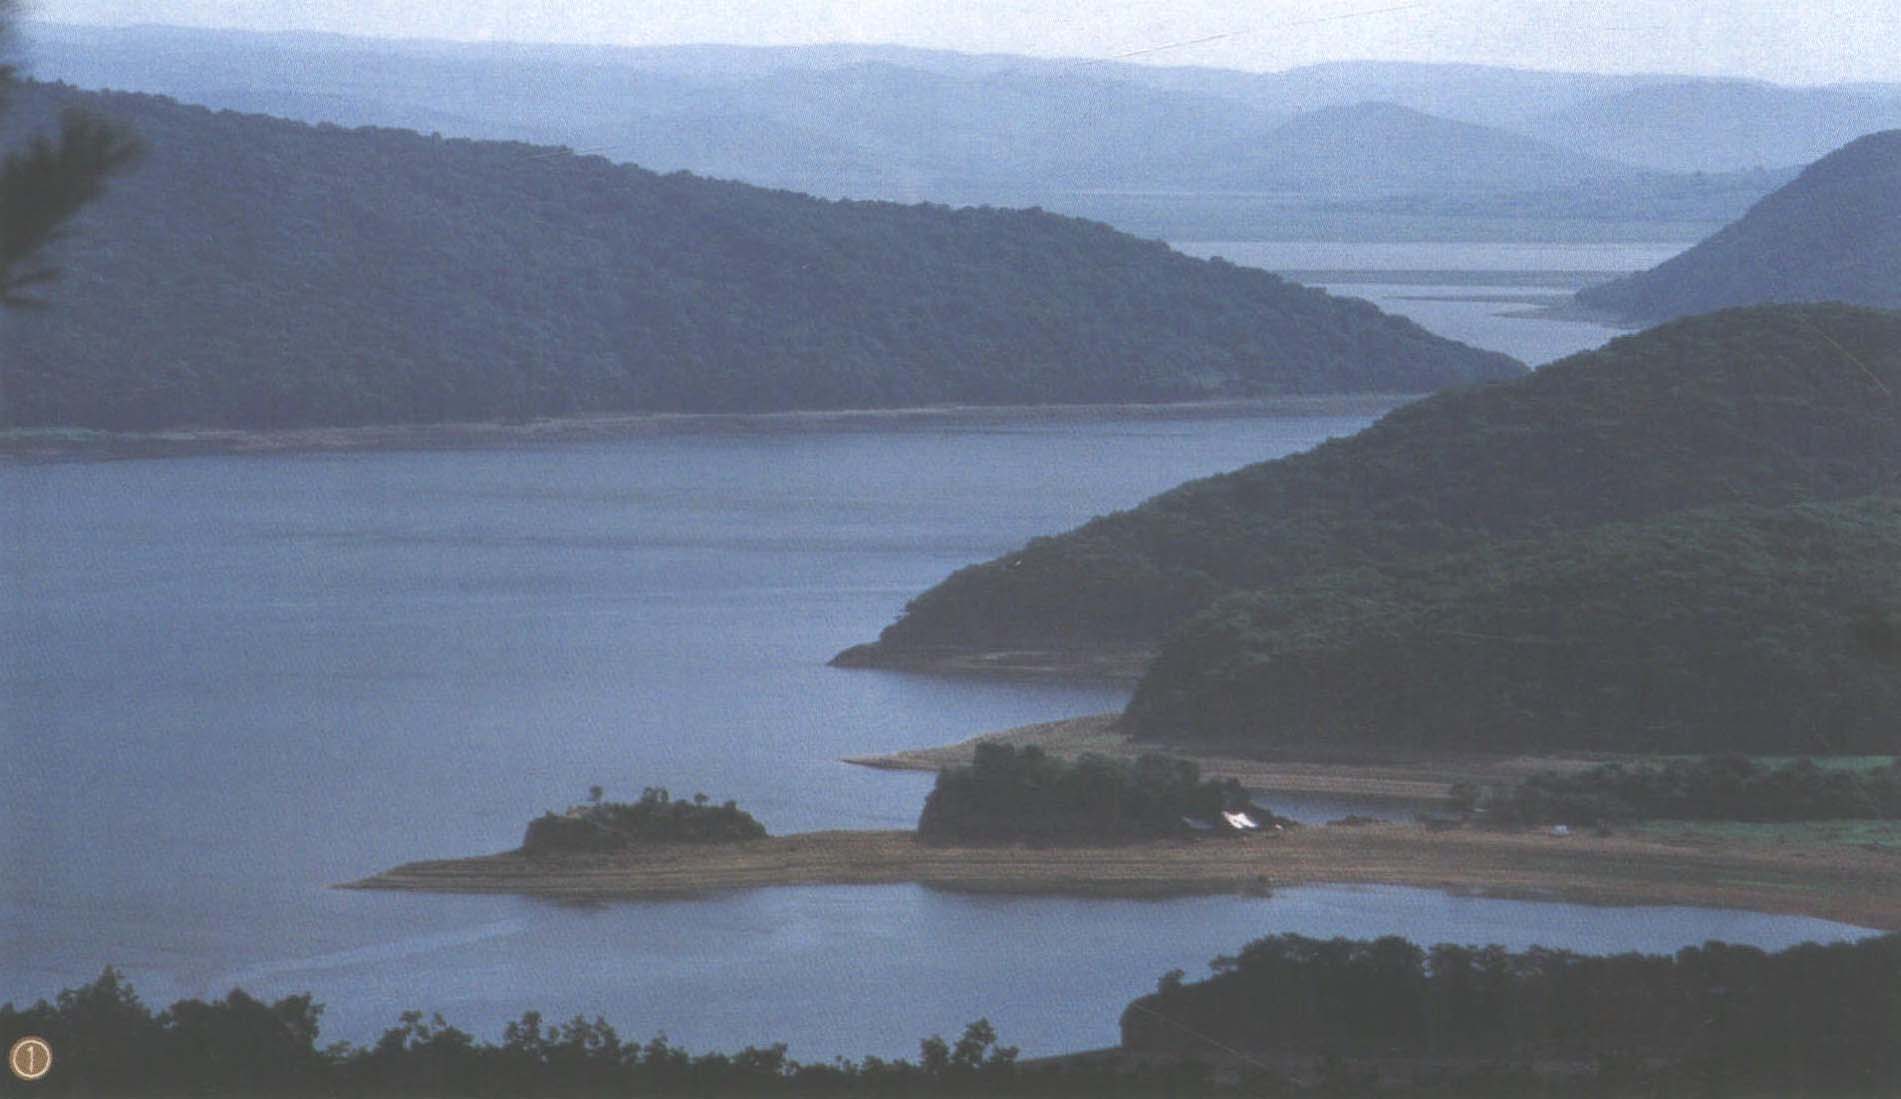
[844,713,1603,803]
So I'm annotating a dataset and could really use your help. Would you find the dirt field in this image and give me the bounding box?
[344,823,1901,931]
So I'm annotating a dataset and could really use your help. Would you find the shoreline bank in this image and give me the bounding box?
[343,824,1901,932]
[0,395,1412,463]
[844,713,1605,803]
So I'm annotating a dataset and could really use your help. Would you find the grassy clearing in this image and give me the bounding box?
[1633,819,1901,849]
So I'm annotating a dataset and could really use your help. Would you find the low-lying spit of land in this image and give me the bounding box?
[843,713,1599,803]
[345,822,1901,931]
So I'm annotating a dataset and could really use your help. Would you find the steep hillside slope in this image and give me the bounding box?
[1577,131,1901,323]
[841,306,1901,670]
[1127,497,1901,755]
[0,82,1521,431]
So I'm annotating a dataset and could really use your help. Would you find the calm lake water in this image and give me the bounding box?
[1174,240,1690,366]
[2,243,1877,1061]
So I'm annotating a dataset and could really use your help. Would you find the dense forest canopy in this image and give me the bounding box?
[1478,755,1901,826]
[0,80,1521,431]
[1125,497,1901,755]
[851,304,1901,755]
[1123,933,1901,1092]
[914,743,1259,844]
[852,305,1901,665]
[1578,130,1901,323]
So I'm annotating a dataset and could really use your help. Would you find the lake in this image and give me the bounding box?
[2,243,1877,1061]
[1173,240,1689,366]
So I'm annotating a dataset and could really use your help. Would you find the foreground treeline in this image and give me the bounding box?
[1481,755,1901,826]
[1124,933,1901,1094]
[0,970,1207,1097]
[915,743,1257,843]
[10,938,1897,1097]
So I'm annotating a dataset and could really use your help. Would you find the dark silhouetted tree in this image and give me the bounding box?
[1,1,142,306]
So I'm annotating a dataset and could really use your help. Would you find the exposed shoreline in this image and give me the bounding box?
[0,394,1413,463]
[343,824,1901,932]
[844,713,1603,803]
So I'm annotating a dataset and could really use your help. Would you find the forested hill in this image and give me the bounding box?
[1577,130,1901,323]
[840,305,1901,673]
[0,82,1522,432]
[1126,497,1901,755]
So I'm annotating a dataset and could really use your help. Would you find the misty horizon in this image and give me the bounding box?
[24,0,1901,85]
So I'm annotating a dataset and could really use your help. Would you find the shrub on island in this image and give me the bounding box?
[521,787,766,855]
[916,742,1273,844]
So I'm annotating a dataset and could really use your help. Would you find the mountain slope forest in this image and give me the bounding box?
[0,81,1524,431]
[1126,497,1901,755]
[841,306,1901,738]
[1578,130,1901,323]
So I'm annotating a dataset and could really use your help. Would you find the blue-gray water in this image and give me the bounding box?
[3,243,1877,1062]
[3,417,1876,1060]
[1175,240,1688,366]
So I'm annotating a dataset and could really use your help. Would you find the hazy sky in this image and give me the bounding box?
[28,1,1901,84]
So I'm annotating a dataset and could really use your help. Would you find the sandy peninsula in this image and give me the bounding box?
[344,822,1901,932]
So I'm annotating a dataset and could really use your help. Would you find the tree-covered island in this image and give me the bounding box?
[521,787,766,855]
[915,743,1291,844]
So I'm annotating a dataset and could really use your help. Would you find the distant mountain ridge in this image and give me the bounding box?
[1578,130,1901,322]
[19,20,1844,234]
[0,81,1522,431]
[1524,82,1901,172]
[1231,102,1633,194]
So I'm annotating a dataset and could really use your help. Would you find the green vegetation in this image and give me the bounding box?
[914,743,1265,844]
[10,941,1897,1096]
[0,3,141,304]
[0,969,1055,1097]
[855,305,1901,658]
[1126,498,1901,754]
[1480,756,1901,827]
[1578,130,1901,322]
[1123,933,1901,1093]
[0,80,1520,432]
[520,787,766,855]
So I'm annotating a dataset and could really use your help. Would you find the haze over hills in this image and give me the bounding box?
[840,305,1901,743]
[1228,102,1632,195]
[18,20,1840,236]
[1523,81,1901,173]
[0,81,1522,432]
[1578,131,1901,323]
